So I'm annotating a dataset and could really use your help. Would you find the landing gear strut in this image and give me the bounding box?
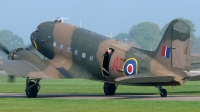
[25,78,41,98]
[156,85,167,97]
[103,82,117,95]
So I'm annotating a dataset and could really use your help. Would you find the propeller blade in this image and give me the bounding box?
[8,75,15,83]
[26,44,35,51]
[0,43,9,54]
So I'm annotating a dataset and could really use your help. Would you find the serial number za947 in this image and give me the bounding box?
[139,66,148,71]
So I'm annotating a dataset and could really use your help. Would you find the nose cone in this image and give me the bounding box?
[30,22,55,59]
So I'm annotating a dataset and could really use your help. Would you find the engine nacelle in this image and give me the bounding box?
[8,48,42,62]
[8,48,26,60]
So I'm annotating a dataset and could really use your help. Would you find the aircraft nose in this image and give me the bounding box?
[29,22,55,59]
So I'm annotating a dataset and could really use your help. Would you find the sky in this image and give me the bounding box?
[0,0,200,45]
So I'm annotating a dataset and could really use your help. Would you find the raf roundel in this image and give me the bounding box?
[127,64,134,74]
[123,58,138,76]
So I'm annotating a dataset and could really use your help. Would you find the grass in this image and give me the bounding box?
[0,99,200,112]
[0,75,200,95]
[1,76,200,111]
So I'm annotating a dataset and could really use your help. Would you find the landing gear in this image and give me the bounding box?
[25,78,41,98]
[103,83,117,95]
[156,85,167,97]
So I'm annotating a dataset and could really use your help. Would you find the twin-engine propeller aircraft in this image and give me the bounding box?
[0,19,193,98]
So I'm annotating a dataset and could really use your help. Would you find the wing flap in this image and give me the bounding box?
[115,74,174,84]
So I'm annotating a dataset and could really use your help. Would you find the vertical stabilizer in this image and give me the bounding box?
[155,19,190,71]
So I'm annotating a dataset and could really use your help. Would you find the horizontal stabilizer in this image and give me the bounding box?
[185,71,200,81]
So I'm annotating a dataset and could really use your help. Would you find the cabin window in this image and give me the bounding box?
[60,44,64,49]
[82,52,86,58]
[89,55,93,61]
[53,42,56,47]
[35,28,39,34]
[67,47,71,52]
[74,50,78,55]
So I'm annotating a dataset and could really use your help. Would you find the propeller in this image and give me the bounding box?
[8,76,15,83]
[0,42,34,82]
[0,43,9,54]
[26,44,35,51]
[0,43,34,54]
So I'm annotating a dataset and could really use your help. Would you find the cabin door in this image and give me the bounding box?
[102,48,114,76]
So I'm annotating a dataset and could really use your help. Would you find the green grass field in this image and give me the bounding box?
[1,76,200,95]
[0,76,200,112]
[1,99,200,112]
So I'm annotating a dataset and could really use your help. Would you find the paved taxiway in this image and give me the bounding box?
[0,93,200,101]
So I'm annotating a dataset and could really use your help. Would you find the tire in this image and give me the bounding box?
[103,83,116,95]
[160,89,167,97]
[26,81,38,98]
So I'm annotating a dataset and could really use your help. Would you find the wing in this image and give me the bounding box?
[0,60,70,79]
[115,73,175,85]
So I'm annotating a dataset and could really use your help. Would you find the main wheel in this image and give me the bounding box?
[160,89,167,97]
[103,83,116,95]
[26,81,38,98]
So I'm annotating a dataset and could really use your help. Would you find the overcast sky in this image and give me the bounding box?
[0,0,200,45]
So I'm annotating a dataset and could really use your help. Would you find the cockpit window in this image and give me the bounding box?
[31,36,36,41]
[35,27,39,34]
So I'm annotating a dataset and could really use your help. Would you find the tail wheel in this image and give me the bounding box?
[160,89,167,97]
[156,85,167,97]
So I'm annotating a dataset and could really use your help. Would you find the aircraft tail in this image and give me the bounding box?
[155,19,190,71]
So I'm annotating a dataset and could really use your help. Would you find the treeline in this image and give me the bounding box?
[113,18,200,54]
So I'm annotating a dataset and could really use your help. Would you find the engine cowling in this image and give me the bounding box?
[7,48,42,62]
[8,48,26,60]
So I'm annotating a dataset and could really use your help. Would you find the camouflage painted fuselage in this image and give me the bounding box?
[30,19,190,86]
